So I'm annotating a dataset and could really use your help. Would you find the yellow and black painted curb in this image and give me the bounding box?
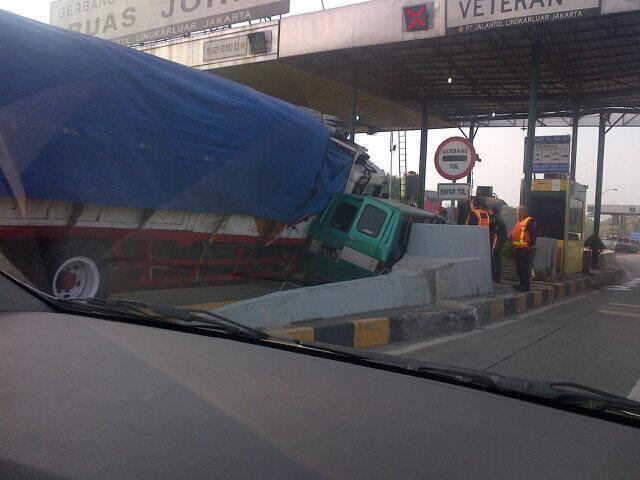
[268,270,621,349]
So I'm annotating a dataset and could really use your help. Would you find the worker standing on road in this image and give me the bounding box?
[438,207,449,224]
[489,205,508,283]
[511,205,537,292]
[465,197,490,227]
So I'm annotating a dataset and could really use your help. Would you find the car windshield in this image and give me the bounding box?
[2,0,640,418]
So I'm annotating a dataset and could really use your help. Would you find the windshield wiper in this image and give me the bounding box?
[544,382,640,420]
[408,365,640,422]
[60,298,269,340]
[405,364,502,390]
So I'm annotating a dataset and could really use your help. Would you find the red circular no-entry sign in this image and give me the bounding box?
[434,136,478,181]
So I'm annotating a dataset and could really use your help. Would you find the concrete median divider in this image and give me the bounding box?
[213,224,492,330]
[214,269,432,330]
[267,268,623,349]
[394,224,493,300]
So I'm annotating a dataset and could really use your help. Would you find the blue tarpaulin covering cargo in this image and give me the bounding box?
[0,10,353,224]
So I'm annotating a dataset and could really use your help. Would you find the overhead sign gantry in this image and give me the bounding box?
[49,0,290,45]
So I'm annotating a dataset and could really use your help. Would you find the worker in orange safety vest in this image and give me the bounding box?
[511,205,537,292]
[465,197,490,228]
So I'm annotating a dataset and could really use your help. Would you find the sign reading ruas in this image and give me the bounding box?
[50,0,290,46]
[446,0,601,35]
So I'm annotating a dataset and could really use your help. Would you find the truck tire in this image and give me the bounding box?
[43,241,112,300]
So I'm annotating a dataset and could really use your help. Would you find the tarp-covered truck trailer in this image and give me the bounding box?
[0,10,384,299]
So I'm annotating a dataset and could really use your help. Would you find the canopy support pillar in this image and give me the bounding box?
[417,99,429,209]
[570,108,579,181]
[593,112,607,238]
[349,68,358,141]
[522,43,540,210]
[467,120,476,185]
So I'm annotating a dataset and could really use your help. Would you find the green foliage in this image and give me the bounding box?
[584,234,606,252]
[534,265,553,282]
[501,205,517,231]
[502,240,515,258]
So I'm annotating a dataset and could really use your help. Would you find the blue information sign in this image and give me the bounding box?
[524,135,571,174]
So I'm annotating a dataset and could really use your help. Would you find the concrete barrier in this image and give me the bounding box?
[394,224,492,300]
[532,238,557,278]
[213,224,492,329]
[214,270,432,329]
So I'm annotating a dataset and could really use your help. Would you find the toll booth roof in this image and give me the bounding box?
[209,0,640,130]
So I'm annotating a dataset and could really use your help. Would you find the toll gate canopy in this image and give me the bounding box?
[190,0,640,132]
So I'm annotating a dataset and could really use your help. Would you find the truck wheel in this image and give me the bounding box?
[44,241,112,300]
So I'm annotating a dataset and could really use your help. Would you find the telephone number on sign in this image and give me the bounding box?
[203,37,248,60]
[206,41,243,54]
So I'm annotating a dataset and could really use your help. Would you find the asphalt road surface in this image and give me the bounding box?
[379,254,640,401]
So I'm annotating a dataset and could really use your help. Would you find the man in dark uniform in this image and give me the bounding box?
[489,205,508,283]
[511,205,537,292]
[465,197,490,227]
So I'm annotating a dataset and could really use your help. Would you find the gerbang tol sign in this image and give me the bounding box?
[50,0,290,46]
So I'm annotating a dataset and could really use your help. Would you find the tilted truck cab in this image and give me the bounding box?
[302,194,443,284]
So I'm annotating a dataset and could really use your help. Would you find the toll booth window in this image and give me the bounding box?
[357,206,387,238]
[569,198,584,240]
[330,202,358,232]
[531,197,564,240]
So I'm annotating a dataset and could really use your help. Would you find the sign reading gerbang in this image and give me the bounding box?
[49,0,290,46]
[446,0,601,35]
[434,137,478,181]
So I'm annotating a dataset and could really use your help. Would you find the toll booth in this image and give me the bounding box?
[529,179,587,274]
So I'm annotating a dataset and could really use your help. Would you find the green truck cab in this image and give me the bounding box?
[302,194,443,284]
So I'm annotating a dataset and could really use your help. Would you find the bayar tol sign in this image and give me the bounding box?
[446,0,601,35]
[438,183,471,201]
[50,0,290,46]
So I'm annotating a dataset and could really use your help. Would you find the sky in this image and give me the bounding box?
[1,0,638,208]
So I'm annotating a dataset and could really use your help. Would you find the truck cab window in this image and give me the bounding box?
[399,219,412,247]
[357,205,387,238]
[331,202,358,232]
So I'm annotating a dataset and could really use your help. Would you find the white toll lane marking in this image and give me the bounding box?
[619,265,632,281]
[597,309,640,319]
[384,318,522,356]
[518,291,598,319]
[382,291,599,356]
[628,379,640,402]
[603,279,640,291]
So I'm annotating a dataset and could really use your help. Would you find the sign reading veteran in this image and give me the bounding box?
[446,0,601,35]
[50,0,290,46]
